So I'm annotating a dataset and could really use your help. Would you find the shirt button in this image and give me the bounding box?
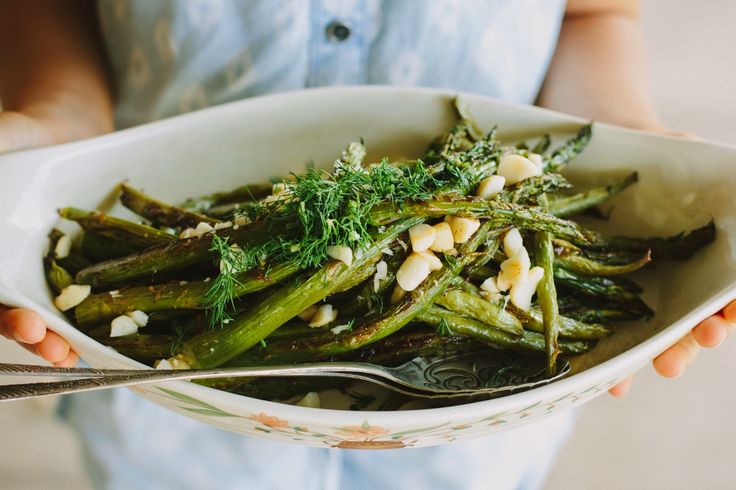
[325,20,351,42]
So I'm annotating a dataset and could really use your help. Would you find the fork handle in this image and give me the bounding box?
[0,365,392,402]
[0,362,152,378]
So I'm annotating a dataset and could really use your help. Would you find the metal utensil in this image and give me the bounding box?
[0,353,570,402]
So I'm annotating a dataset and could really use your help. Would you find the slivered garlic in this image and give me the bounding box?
[54,235,72,259]
[503,228,524,257]
[330,324,352,335]
[179,227,197,239]
[528,153,543,171]
[416,250,443,271]
[373,260,388,292]
[127,310,149,328]
[475,175,506,200]
[381,247,394,256]
[296,392,321,408]
[233,215,250,227]
[110,315,138,337]
[309,304,338,327]
[396,254,432,291]
[497,154,541,184]
[446,216,481,244]
[390,284,408,304]
[510,266,545,311]
[298,304,319,321]
[213,221,233,230]
[430,222,454,252]
[326,245,353,266]
[408,224,436,252]
[54,285,91,312]
[195,222,214,234]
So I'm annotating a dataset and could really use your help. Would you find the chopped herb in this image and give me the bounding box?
[437,317,454,337]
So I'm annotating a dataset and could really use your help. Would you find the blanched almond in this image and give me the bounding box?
[233,215,251,227]
[54,235,72,259]
[475,175,506,200]
[127,310,149,328]
[298,304,319,321]
[179,228,197,239]
[496,273,512,292]
[330,323,352,335]
[430,222,454,252]
[155,357,191,369]
[110,315,139,337]
[498,247,531,290]
[416,250,443,271]
[480,276,501,294]
[213,221,233,230]
[408,224,436,252]
[326,245,353,266]
[396,254,432,291]
[296,391,321,408]
[510,266,545,311]
[503,228,524,257]
[497,154,541,184]
[195,222,214,234]
[154,359,173,370]
[528,153,543,171]
[309,304,338,327]
[447,216,481,244]
[54,284,92,312]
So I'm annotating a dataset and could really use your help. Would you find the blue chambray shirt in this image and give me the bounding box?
[65,2,574,489]
[97,0,566,128]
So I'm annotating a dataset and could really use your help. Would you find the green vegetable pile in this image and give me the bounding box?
[44,100,715,404]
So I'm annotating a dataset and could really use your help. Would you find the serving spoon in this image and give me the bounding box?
[0,352,570,402]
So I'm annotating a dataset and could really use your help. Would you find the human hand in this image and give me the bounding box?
[0,305,78,366]
[610,303,735,396]
[0,106,109,367]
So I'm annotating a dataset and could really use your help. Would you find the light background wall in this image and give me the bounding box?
[547,1,736,488]
[0,1,734,489]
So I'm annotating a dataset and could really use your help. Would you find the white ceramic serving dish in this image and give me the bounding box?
[0,86,734,449]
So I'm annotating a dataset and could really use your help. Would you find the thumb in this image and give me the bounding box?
[0,110,59,154]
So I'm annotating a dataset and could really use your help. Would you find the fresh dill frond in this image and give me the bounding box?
[271,157,445,269]
[203,141,474,328]
[443,253,459,270]
[441,130,500,193]
[436,318,454,337]
[170,324,186,357]
[204,234,253,328]
[366,289,384,313]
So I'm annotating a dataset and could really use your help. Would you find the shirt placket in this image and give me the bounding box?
[307,0,368,87]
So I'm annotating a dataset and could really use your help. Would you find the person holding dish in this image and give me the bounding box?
[0,0,734,488]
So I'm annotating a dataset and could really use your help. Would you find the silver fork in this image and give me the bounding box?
[0,353,570,402]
